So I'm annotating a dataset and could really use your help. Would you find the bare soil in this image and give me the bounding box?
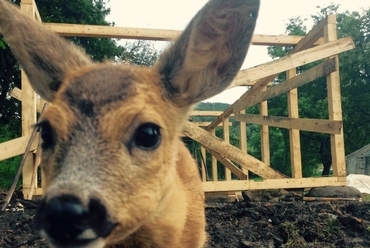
[1,190,370,248]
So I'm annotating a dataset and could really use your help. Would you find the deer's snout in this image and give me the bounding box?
[36,194,116,246]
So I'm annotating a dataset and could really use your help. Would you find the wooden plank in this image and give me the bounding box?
[222,118,232,181]
[20,0,33,4]
[202,177,347,192]
[194,122,232,127]
[45,23,179,41]
[10,87,22,100]
[21,1,37,199]
[239,110,248,177]
[304,197,360,202]
[11,87,47,113]
[324,17,346,177]
[207,150,248,180]
[191,111,234,117]
[27,136,42,200]
[0,135,39,161]
[289,15,332,54]
[252,35,324,47]
[23,187,43,198]
[33,0,41,22]
[200,146,206,182]
[210,129,218,181]
[287,69,302,178]
[235,114,342,135]
[230,15,329,91]
[231,37,354,88]
[43,23,325,46]
[183,122,286,179]
[20,15,36,137]
[233,58,337,111]
[206,37,353,131]
[259,86,270,165]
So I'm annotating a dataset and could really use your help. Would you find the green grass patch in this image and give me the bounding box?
[0,155,21,190]
[361,193,370,201]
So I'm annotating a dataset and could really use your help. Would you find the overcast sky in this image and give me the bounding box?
[106,0,370,104]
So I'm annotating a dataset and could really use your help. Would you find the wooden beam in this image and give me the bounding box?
[43,23,325,46]
[233,58,337,112]
[210,129,218,181]
[259,86,270,165]
[33,0,41,22]
[44,23,179,41]
[22,187,43,197]
[202,177,347,192]
[11,87,47,113]
[290,15,329,53]
[206,37,354,131]
[235,114,342,135]
[194,122,232,127]
[191,111,234,117]
[20,0,33,4]
[200,146,207,182]
[207,149,248,180]
[222,118,232,181]
[21,1,38,199]
[20,10,36,137]
[252,35,324,47]
[231,37,354,88]
[287,69,302,178]
[324,16,346,178]
[235,15,330,90]
[227,15,328,89]
[0,135,39,161]
[239,110,248,177]
[183,122,286,179]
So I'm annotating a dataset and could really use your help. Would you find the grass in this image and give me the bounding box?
[361,193,370,201]
[281,221,307,248]
[0,156,21,190]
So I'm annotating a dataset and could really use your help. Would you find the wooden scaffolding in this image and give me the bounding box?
[0,0,355,199]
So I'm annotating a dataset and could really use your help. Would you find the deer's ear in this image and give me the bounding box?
[156,0,259,106]
[0,1,92,102]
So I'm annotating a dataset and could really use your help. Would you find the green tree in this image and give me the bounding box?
[37,0,123,61]
[120,40,158,66]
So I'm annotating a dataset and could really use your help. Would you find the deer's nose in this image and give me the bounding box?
[36,194,116,246]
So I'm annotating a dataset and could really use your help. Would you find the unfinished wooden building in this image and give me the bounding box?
[0,0,355,199]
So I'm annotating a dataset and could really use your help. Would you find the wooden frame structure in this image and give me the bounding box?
[0,0,355,199]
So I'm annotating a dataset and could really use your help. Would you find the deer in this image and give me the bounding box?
[0,0,259,247]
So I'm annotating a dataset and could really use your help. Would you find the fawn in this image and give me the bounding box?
[0,0,259,247]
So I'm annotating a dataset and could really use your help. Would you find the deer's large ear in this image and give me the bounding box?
[0,1,92,102]
[156,0,259,106]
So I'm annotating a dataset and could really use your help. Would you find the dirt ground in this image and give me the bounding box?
[1,190,370,248]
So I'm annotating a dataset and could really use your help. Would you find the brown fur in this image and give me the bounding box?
[0,0,259,247]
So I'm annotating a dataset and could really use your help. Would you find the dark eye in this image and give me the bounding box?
[133,123,161,150]
[36,120,55,150]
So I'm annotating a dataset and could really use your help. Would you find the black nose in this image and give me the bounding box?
[36,194,116,245]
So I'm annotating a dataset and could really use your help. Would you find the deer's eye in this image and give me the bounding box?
[36,120,55,150]
[133,123,161,150]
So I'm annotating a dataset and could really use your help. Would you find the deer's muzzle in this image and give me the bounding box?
[36,194,117,247]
